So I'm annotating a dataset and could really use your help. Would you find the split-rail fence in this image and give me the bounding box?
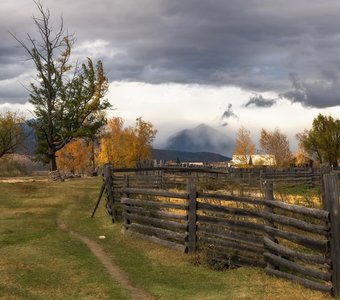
[95,165,340,297]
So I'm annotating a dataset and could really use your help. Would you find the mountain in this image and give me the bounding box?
[152,149,230,163]
[19,123,36,156]
[165,124,232,156]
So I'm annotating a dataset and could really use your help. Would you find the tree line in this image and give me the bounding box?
[233,126,292,167]
[56,117,156,174]
[233,114,340,168]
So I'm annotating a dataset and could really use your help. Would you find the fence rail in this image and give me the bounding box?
[120,185,188,252]
[97,165,340,297]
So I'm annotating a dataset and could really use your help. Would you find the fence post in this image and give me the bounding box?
[90,181,105,218]
[186,177,197,253]
[264,180,274,224]
[122,175,131,230]
[263,181,278,269]
[160,169,164,189]
[321,164,332,210]
[103,164,116,223]
[309,167,314,186]
[323,173,340,297]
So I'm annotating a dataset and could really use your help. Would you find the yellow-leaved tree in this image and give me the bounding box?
[233,126,255,166]
[97,117,157,167]
[259,128,292,167]
[56,139,92,174]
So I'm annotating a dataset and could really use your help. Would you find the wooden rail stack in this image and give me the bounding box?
[99,165,340,297]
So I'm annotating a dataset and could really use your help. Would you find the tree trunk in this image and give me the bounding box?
[49,150,58,171]
[91,139,97,176]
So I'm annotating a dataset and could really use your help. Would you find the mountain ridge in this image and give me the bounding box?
[165,123,232,156]
[152,148,231,163]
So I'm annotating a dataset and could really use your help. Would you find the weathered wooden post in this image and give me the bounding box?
[186,177,197,253]
[323,173,340,297]
[263,180,278,270]
[321,164,332,210]
[90,181,105,218]
[123,175,131,230]
[160,169,164,189]
[309,167,314,186]
[103,164,116,223]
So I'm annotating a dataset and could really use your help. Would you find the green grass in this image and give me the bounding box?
[0,177,334,299]
[274,182,321,197]
[0,179,128,300]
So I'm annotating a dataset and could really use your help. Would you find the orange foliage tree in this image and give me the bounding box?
[97,117,157,167]
[259,128,292,167]
[294,136,312,167]
[233,126,255,166]
[56,139,92,174]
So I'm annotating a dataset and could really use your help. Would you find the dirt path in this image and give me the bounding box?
[0,177,48,183]
[57,219,154,300]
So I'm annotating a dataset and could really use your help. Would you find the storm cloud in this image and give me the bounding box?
[282,72,340,108]
[3,0,340,108]
[220,104,238,127]
[245,94,276,108]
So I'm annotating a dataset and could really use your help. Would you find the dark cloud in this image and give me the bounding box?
[282,72,340,108]
[245,94,276,108]
[220,104,238,126]
[3,0,340,107]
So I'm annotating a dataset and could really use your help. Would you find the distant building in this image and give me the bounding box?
[180,162,205,167]
[232,154,276,166]
[209,161,231,169]
[163,161,205,167]
[165,160,178,166]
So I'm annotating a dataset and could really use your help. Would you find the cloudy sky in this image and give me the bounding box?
[1,0,340,155]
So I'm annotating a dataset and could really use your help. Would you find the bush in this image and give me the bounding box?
[196,244,237,271]
[0,155,30,176]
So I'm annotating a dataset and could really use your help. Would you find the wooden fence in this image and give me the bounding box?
[109,167,322,194]
[259,168,320,184]
[97,165,340,296]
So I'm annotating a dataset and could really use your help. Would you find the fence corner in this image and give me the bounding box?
[103,163,116,223]
[323,173,340,297]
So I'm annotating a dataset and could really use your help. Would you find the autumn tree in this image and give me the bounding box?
[0,111,25,158]
[97,117,124,166]
[259,128,292,167]
[56,139,91,174]
[98,117,157,168]
[294,138,312,167]
[132,117,157,166]
[233,126,255,166]
[13,2,110,171]
[297,114,340,167]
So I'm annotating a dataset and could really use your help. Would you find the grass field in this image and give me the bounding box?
[0,177,335,299]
